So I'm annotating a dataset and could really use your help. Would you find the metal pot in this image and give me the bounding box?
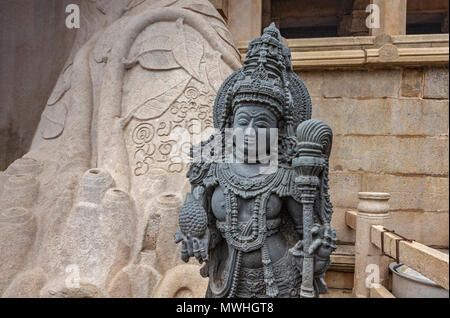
[389,262,449,298]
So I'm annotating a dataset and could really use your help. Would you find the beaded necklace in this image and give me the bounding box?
[216,163,284,252]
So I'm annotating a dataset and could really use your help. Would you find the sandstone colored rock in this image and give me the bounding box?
[312,97,449,137]
[152,264,208,298]
[319,70,402,98]
[331,207,356,243]
[424,67,449,99]
[388,211,449,247]
[302,70,402,99]
[393,99,449,136]
[107,264,162,298]
[0,207,36,295]
[401,68,423,98]
[366,174,449,212]
[2,268,47,298]
[40,279,106,298]
[328,172,363,208]
[331,135,449,175]
[312,98,393,136]
[0,0,241,298]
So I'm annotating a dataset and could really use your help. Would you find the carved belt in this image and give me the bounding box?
[235,252,302,298]
[216,218,281,236]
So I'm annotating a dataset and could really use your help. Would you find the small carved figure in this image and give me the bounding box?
[174,23,336,298]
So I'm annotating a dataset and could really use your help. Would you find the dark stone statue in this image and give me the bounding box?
[174,23,336,298]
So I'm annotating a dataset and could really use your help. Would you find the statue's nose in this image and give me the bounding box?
[245,119,256,136]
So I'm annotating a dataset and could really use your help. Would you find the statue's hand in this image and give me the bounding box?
[289,240,304,257]
[175,191,209,263]
[174,227,210,264]
[192,227,210,263]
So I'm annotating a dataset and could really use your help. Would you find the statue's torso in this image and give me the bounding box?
[211,183,287,269]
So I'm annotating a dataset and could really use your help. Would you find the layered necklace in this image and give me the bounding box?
[215,163,284,252]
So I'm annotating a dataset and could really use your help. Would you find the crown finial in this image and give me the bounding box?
[263,22,282,42]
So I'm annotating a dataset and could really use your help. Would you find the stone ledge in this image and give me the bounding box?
[366,46,449,66]
[320,288,354,298]
[369,283,395,298]
[391,34,450,47]
[237,34,449,70]
[329,244,355,273]
[345,210,358,230]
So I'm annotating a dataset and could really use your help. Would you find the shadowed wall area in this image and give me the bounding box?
[0,0,79,170]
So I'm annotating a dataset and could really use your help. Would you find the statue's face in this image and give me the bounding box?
[232,105,278,161]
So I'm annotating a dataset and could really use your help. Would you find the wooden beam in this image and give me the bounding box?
[371,225,449,290]
[369,283,395,298]
[345,210,358,230]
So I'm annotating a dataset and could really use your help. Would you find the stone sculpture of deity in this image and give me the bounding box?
[175,23,336,298]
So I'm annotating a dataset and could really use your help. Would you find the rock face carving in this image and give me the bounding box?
[0,0,240,298]
[175,24,336,298]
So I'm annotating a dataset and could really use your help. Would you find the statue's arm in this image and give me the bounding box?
[285,196,303,236]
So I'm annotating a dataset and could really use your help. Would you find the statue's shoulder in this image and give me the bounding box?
[186,132,225,188]
[187,161,218,188]
[272,167,301,202]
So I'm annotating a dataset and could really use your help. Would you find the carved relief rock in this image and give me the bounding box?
[0,0,240,298]
[0,207,36,295]
[2,268,47,298]
[152,264,208,297]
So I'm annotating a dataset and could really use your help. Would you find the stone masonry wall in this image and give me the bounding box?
[300,66,449,247]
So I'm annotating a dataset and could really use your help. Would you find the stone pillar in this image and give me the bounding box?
[370,0,407,36]
[227,0,262,42]
[353,192,391,298]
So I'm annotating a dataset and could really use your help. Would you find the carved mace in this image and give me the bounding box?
[293,119,333,298]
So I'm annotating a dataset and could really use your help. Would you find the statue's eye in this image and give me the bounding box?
[255,121,269,128]
[238,119,249,125]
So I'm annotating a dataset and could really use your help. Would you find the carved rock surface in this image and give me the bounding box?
[0,0,240,298]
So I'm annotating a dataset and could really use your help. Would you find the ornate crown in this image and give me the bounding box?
[213,23,312,134]
[230,23,292,119]
[231,64,285,119]
[244,23,292,74]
